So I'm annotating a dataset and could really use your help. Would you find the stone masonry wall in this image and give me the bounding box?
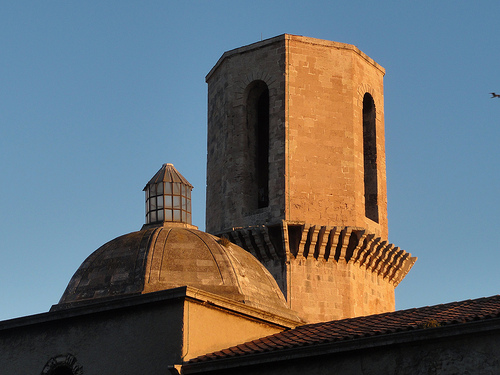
[206,34,388,237]
[206,35,414,323]
[221,223,416,324]
[285,35,388,238]
[289,258,395,323]
[206,36,287,233]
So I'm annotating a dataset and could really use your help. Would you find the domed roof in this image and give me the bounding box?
[56,225,290,315]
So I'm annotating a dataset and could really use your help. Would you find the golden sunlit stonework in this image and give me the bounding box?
[206,34,415,323]
[2,35,498,375]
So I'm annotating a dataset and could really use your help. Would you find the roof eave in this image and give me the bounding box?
[182,317,500,374]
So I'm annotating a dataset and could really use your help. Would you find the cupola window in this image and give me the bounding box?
[144,163,193,225]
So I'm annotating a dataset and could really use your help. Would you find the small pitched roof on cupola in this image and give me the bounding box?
[145,163,194,188]
[143,163,194,228]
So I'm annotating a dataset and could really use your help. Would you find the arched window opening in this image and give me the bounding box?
[246,81,270,209]
[363,93,379,222]
[51,366,75,375]
[41,354,83,375]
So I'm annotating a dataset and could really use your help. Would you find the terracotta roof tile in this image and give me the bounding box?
[189,295,500,363]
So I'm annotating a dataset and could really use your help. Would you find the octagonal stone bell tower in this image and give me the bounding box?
[205,34,416,323]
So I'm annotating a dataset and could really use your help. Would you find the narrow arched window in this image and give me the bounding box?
[246,80,270,209]
[363,93,378,222]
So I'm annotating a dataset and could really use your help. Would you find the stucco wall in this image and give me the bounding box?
[183,300,289,360]
[0,298,184,375]
[0,288,297,375]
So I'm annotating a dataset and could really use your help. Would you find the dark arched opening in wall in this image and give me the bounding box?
[41,354,83,375]
[51,366,75,375]
[363,93,379,223]
[246,80,270,209]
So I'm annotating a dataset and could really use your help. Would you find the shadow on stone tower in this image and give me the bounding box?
[205,34,416,323]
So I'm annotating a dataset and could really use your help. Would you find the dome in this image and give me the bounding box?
[56,225,290,315]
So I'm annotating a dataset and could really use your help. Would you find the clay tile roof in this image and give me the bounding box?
[188,295,500,363]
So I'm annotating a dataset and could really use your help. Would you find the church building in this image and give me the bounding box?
[1,34,499,375]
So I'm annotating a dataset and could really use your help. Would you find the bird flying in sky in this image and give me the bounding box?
[490,92,500,98]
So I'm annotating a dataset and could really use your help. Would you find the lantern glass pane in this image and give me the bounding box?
[165,182,172,194]
[157,182,163,195]
[173,183,180,194]
[157,209,164,221]
[173,196,180,209]
[164,195,172,209]
[165,210,173,221]
[173,210,181,222]
[157,196,163,209]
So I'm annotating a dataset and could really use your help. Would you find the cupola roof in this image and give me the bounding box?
[144,163,193,189]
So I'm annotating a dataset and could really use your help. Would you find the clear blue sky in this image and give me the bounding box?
[1,1,499,321]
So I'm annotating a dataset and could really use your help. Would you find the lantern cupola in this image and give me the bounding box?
[143,163,194,227]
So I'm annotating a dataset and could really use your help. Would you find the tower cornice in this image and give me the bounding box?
[206,34,385,83]
[216,222,416,287]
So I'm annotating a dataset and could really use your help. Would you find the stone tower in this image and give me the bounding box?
[205,34,416,323]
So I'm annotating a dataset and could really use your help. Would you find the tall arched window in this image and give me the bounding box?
[246,80,270,209]
[363,93,378,222]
